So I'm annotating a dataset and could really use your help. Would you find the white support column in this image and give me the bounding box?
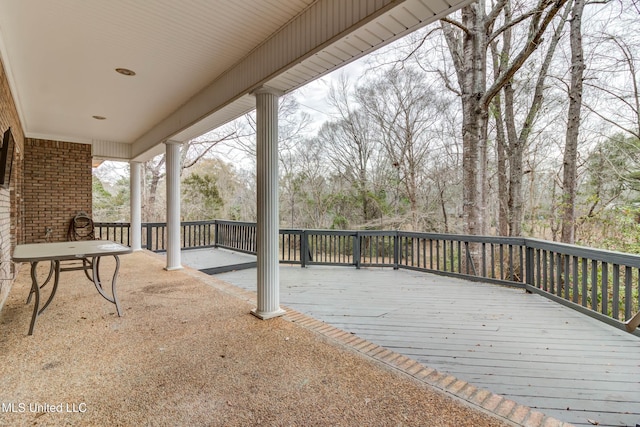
[129,161,142,251]
[251,86,285,319]
[165,140,182,270]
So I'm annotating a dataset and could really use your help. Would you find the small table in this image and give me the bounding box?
[13,240,132,335]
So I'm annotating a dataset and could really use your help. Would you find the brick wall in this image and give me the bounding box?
[0,56,25,311]
[0,54,93,314]
[0,55,93,315]
[23,139,92,243]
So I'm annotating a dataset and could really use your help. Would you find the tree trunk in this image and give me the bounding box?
[561,0,585,244]
[443,0,568,237]
[459,3,489,237]
[490,38,509,237]
[437,181,450,233]
[491,1,570,237]
[505,78,524,237]
[143,156,166,222]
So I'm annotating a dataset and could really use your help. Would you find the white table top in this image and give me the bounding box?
[13,240,132,262]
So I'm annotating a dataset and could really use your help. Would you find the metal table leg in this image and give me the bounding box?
[25,261,54,304]
[27,260,61,336]
[90,255,122,316]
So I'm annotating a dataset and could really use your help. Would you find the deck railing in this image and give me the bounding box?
[524,238,640,332]
[95,220,640,334]
[95,221,216,251]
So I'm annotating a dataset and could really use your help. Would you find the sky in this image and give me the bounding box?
[200,54,374,170]
[292,56,370,133]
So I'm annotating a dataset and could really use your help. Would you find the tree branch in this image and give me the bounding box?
[517,1,571,145]
[483,0,570,108]
[487,9,539,45]
[582,101,640,140]
[400,27,441,63]
[440,16,469,34]
[440,21,464,87]
[182,131,237,169]
[484,0,510,32]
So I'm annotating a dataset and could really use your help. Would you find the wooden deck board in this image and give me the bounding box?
[188,250,640,427]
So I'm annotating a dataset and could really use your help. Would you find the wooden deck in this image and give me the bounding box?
[183,248,640,427]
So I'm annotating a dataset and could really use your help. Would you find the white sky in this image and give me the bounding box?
[202,55,374,170]
[291,56,371,133]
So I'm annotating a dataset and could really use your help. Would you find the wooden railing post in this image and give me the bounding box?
[145,223,152,250]
[354,232,361,269]
[525,244,535,291]
[301,230,308,268]
[214,220,219,248]
[393,231,399,270]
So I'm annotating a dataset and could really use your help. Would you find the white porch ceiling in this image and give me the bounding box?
[0,0,472,162]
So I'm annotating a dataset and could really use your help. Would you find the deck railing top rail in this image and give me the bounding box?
[524,237,640,267]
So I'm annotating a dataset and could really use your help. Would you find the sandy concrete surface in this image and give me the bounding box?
[0,250,517,426]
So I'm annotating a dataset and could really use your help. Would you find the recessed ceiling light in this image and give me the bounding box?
[92,115,106,120]
[115,68,136,76]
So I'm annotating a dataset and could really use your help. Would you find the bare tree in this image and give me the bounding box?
[317,76,381,226]
[180,129,238,172]
[231,94,311,160]
[561,0,586,244]
[142,155,165,221]
[290,137,332,228]
[492,2,571,236]
[357,68,445,230]
[584,35,640,140]
[141,127,237,221]
[440,0,569,237]
[230,95,313,226]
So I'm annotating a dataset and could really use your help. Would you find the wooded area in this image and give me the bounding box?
[94,0,640,252]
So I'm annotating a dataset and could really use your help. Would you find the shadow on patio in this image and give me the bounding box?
[0,250,537,427]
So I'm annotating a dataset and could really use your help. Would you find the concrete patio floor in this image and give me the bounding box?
[0,249,545,427]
